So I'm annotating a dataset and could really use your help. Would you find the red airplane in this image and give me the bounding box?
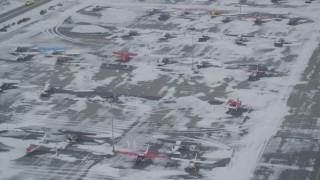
[112,51,138,62]
[116,145,168,163]
[26,132,51,154]
[226,99,242,110]
[26,144,41,153]
[213,97,243,111]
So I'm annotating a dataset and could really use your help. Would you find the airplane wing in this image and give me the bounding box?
[224,33,237,37]
[225,104,238,109]
[116,150,139,156]
[144,154,168,158]
[181,141,201,146]
[193,159,220,164]
[172,7,201,11]
[112,51,124,56]
[247,69,266,73]
[213,97,228,103]
[172,7,185,10]
[37,47,66,51]
[58,130,96,136]
[225,34,254,38]
[125,53,138,57]
[0,79,20,85]
[215,10,229,13]
[40,132,50,143]
[157,138,176,144]
[242,34,255,37]
[113,52,137,57]
[171,157,190,162]
[171,157,220,164]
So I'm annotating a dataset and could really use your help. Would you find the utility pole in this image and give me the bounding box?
[191,29,195,71]
[239,1,242,17]
[191,28,199,74]
[111,92,115,152]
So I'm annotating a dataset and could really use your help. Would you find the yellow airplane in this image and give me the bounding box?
[25,0,34,6]
[210,9,229,18]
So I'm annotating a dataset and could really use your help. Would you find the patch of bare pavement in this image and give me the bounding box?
[252,45,320,180]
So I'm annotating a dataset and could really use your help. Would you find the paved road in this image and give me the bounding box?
[252,45,320,180]
[0,0,52,24]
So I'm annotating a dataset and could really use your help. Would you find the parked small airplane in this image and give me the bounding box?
[157,138,201,154]
[92,5,102,11]
[171,153,220,172]
[248,68,270,81]
[157,57,170,66]
[26,144,41,153]
[198,35,210,42]
[113,51,138,62]
[159,32,175,41]
[254,16,271,25]
[26,133,51,153]
[116,144,168,164]
[225,33,254,45]
[196,59,204,68]
[171,7,230,18]
[274,38,291,47]
[40,81,54,97]
[158,12,171,20]
[0,79,20,92]
[213,97,244,111]
[210,9,230,18]
[58,129,97,145]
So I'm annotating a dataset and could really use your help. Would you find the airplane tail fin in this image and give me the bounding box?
[145,144,150,154]
[166,146,181,155]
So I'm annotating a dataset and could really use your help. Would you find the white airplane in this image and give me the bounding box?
[192,64,199,74]
[196,59,204,68]
[157,57,170,66]
[224,33,254,45]
[171,153,221,171]
[43,50,65,58]
[157,138,201,155]
[40,81,53,97]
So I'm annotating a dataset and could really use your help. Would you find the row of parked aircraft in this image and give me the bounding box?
[116,143,220,171]
[25,131,226,171]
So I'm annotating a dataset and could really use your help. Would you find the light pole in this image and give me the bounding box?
[190,28,199,74]
[111,91,115,152]
[192,32,194,71]
[239,1,242,18]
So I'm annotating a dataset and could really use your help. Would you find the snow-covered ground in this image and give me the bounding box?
[0,0,320,179]
[0,0,25,14]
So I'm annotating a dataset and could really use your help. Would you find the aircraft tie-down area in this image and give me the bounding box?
[0,0,320,179]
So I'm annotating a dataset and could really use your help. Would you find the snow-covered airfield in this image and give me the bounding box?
[0,0,320,179]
